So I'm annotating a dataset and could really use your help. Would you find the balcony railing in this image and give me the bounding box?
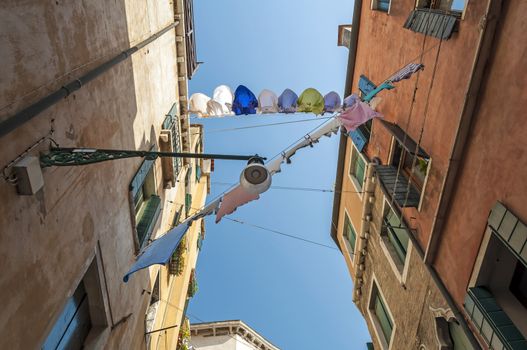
[403,8,458,39]
[464,287,527,349]
[375,165,421,208]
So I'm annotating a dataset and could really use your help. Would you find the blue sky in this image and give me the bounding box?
[187,1,371,349]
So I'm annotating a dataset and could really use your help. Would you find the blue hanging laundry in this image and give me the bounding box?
[323,91,342,113]
[278,89,299,113]
[232,85,258,115]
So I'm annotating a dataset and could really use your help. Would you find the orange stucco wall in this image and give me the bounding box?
[337,139,368,276]
[432,0,527,307]
[352,0,487,250]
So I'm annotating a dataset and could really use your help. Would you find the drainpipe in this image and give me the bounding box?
[0,21,179,139]
[352,163,375,303]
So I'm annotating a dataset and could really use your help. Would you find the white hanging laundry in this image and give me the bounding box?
[207,99,224,117]
[202,159,212,174]
[258,89,279,113]
[189,93,212,117]
[213,85,234,114]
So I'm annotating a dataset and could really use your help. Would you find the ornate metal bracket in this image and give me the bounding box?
[40,147,264,167]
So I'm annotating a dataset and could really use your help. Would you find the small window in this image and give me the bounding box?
[133,166,161,248]
[372,0,391,12]
[416,0,466,14]
[349,146,367,190]
[383,201,410,264]
[43,281,91,350]
[43,257,109,350]
[343,213,357,254]
[391,140,429,192]
[369,282,394,347]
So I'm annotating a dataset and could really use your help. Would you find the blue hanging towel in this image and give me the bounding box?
[232,85,258,115]
[278,89,299,113]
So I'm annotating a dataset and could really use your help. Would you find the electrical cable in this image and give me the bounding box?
[402,19,446,209]
[387,3,434,214]
[224,217,338,251]
[188,116,335,136]
[210,181,363,194]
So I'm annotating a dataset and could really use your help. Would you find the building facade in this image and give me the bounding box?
[0,1,208,349]
[332,0,526,348]
[190,320,280,350]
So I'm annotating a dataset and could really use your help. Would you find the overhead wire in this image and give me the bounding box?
[224,216,339,251]
[387,2,435,214]
[402,17,446,209]
[168,200,339,252]
[210,181,363,194]
[188,116,335,136]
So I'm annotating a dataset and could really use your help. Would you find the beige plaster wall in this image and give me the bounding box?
[0,1,192,349]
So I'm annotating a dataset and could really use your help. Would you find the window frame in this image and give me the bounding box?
[371,0,392,13]
[368,277,396,349]
[343,209,358,259]
[133,165,161,250]
[348,141,368,195]
[379,198,412,283]
[415,0,468,19]
[387,136,432,211]
[42,251,111,349]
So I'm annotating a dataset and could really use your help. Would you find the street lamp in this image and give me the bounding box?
[39,147,264,167]
[11,147,266,195]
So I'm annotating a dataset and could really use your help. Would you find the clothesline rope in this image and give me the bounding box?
[402,16,446,209]
[188,116,335,136]
[210,182,364,194]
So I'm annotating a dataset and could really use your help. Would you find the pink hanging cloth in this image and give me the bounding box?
[215,186,260,223]
[338,94,382,132]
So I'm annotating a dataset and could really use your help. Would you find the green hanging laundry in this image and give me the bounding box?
[297,88,325,115]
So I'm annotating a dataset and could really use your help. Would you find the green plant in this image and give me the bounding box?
[187,270,198,297]
[169,235,187,275]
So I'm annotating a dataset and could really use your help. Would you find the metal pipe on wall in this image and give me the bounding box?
[0,21,179,139]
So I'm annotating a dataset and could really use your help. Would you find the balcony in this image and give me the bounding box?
[375,165,421,208]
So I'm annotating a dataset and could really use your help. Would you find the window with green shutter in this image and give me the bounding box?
[131,159,161,249]
[349,146,366,190]
[185,193,192,216]
[383,202,410,264]
[370,283,394,346]
[343,213,357,254]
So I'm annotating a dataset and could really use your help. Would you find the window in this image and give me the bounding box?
[43,256,109,350]
[132,164,161,249]
[416,0,466,14]
[369,282,394,348]
[465,202,527,348]
[160,104,182,187]
[372,0,391,12]
[343,213,357,254]
[391,140,429,192]
[43,281,91,350]
[383,201,410,264]
[510,262,527,308]
[349,146,367,190]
